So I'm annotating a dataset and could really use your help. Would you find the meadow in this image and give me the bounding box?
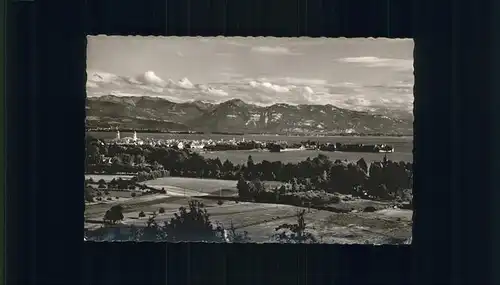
[85,195,412,244]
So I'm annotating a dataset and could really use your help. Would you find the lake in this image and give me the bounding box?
[88,132,413,164]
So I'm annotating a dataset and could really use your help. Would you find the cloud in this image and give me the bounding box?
[138,85,164,93]
[249,81,291,93]
[86,81,99,88]
[215,52,233,57]
[225,40,248,47]
[135,71,167,87]
[87,70,122,85]
[218,72,244,79]
[263,77,328,86]
[339,56,413,71]
[250,46,301,55]
[198,85,228,97]
[176,52,184,57]
[176,78,195,89]
[86,69,413,115]
[303,86,314,94]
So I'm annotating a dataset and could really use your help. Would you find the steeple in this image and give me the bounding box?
[133,131,137,142]
[116,128,120,140]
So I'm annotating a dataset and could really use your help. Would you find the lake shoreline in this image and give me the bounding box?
[88,130,413,138]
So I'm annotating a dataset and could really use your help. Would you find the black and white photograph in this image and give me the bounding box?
[84,36,414,244]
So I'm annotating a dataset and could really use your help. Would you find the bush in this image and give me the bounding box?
[103,205,124,224]
[106,197,112,201]
[273,210,317,244]
[226,221,251,243]
[138,211,146,217]
[84,188,94,203]
[158,207,165,214]
[131,192,137,198]
[163,200,225,242]
[363,206,377,212]
[217,200,224,206]
[104,191,110,195]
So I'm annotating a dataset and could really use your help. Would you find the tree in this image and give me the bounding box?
[163,200,225,242]
[121,153,134,165]
[84,187,94,203]
[291,178,299,192]
[103,205,124,224]
[222,159,234,172]
[87,144,101,164]
[135,154,146,165]
[111,156,123,166]
[371,184,391,199]
[356,158,368,174]
[237,176,250,198]
[250,178,265,193]
[273,210,317,244]
[247,155,255,169]
[226,221,251,243]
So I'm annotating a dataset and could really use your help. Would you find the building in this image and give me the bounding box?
[112,129,144,145]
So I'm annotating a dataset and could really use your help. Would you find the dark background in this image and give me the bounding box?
[5,0,497,284]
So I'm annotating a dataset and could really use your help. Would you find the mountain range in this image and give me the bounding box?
[86,95,413,135]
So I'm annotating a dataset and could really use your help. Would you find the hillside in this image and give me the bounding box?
[86,95,413,135]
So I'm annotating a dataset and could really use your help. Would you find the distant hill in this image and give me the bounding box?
[86,95,413,135]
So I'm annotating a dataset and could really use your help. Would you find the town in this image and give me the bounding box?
[107,129,395,153]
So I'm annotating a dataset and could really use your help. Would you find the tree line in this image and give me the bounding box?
[86,136,413,201]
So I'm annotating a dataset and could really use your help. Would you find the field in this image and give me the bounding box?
[85,174,134,182]
[142,177,238,194]
[141,177,282,197]
[85,177,412,244]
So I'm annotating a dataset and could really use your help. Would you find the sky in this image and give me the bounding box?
[87,36,414,114]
